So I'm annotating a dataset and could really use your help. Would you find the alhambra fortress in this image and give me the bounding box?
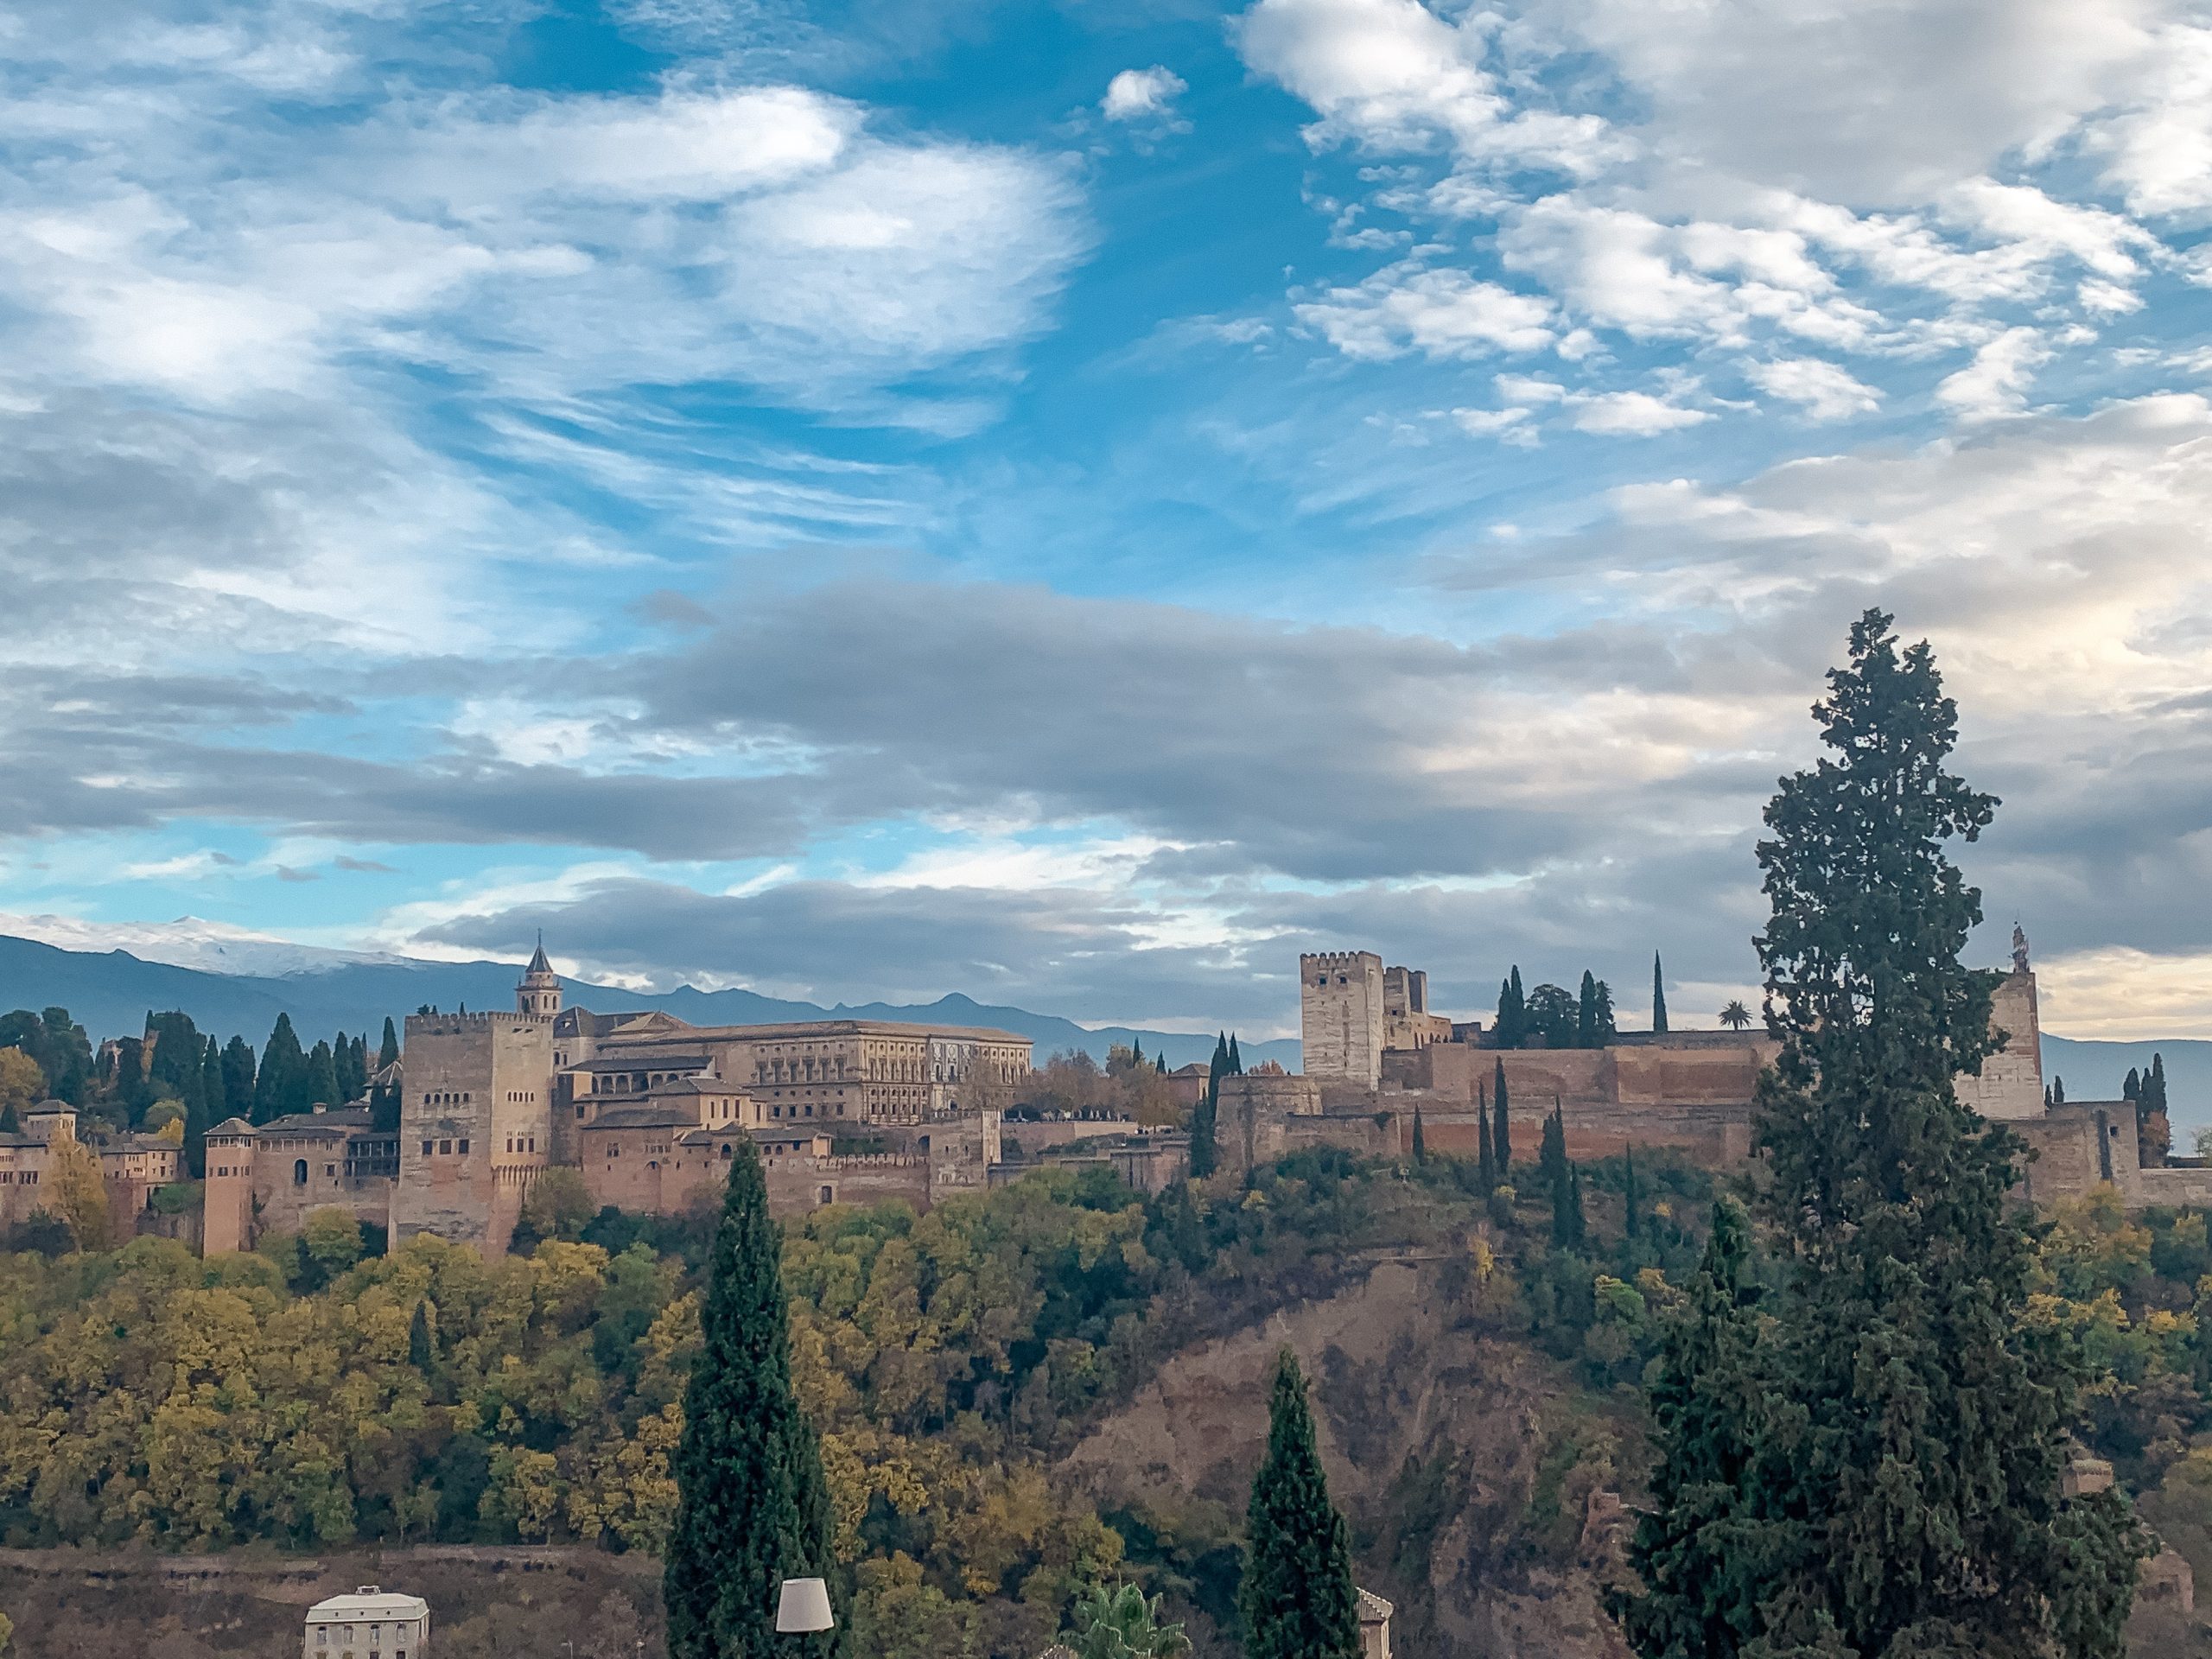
[173,931,2202,1257]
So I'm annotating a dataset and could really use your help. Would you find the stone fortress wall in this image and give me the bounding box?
[1300,951,1388,1090]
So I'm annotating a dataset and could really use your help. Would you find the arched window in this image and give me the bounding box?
[292,1159,308,1185]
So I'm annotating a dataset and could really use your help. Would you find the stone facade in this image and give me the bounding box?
[1382,966,1453,1052]
[0,1103,181,1234]
[392,1007,556,1255]
[1300,951,1387,1090]
[212,947,1027,1255]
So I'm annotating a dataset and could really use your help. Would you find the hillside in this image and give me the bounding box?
[0,933,1301,1070]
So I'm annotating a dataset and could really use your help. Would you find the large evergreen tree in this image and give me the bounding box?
[666,1140,844,1659]
[1240,1349,1359,1659]
[1495,969,1528,1048]
[303,1039,340,1111]
[378,1016,401,1070]
[1621,609,2150,1659]
[1491,1058,1512,1169]
[1410,1104,1427,1166]
[1477,1084,1496,1189]
[255,1015,306,1122]
[1652,952,1669,1034]
[220,1035,257,1122]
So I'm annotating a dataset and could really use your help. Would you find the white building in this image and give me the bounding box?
[304,1586,430,1658]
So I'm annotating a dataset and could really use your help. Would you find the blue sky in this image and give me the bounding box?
[4,0,2212,1041]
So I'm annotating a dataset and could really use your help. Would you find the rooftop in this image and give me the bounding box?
[257,1108,374,1135]
[307,1586,429,1620]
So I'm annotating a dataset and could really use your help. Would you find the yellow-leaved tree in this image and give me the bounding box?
[0,1048,45,1119]
[44,1134,109,1250]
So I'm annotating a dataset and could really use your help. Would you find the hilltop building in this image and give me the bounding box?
[1251,928,2199,1209]
[0,1102,180,1232]
[204,945,1033,1255]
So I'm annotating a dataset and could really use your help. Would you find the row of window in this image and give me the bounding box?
[420,1138,472,1156]
[0,1171,35,1185]
[423,1091,471,1105]
[503,1136,537,1154]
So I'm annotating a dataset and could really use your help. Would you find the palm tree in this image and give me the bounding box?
[1719,999,1753,1032]
[1063,1583,1191,1659]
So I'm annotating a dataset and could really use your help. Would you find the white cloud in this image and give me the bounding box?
[1294,264,1554,359]
[1234,0,1622,175]
[1936,327,2053,422]
[1102,66,1188,124]
[1941,176,2154,281]
[1745,356,1884,421]
[1570,389,1712,435]
[2084,22,2212,216]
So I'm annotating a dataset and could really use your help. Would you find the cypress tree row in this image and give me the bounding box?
[1240,1349,1360,1659]
[1621,609,2152,1659]
[666,1139,844,1659]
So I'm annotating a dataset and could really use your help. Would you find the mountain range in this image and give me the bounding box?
[0,933,1300,1071]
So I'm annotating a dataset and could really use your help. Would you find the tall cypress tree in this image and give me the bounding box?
[221,1035,257,1122]
[665,1140,844,1659]
[378,1016,401,1070]
[1622,1146,1640,1243]
[1621,609,2150,1658]
[1491,1058,1512,1170]
[303,1039,340,1110]
[1476,1084,1496,1189]
[1651,952,1669,1035]
[255,1015,305,1123]
[1578,971,1601,1049]
[188,1034,221,1179]
[1410,1104,1427,1166]
[1228,1033,1243,1073]
[1241,1349,1359,1659]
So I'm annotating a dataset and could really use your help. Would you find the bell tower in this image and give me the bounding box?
[517,934,563,1019]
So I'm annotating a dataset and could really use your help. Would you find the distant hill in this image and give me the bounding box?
[0,934,1301,1071]
[2042,1034,2212,1137]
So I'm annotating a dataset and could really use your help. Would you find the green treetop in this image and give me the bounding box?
[1622,608,2152,1659]
[1651,952,1669,1034]
[1240,1349,1359,1659]
[664,1141,845,1659]
[378,1015,401,1069]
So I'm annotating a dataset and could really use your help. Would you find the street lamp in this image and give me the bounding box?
[776,1579,836,1635]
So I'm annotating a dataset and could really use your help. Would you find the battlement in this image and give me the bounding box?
[404,1010,553,1036]
[1301,950,1382,969]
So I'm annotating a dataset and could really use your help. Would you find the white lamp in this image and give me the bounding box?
[776,1578,835,1633]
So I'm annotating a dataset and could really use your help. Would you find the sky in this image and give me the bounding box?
[3,0,2211,1042]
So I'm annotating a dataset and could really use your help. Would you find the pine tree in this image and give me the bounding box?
[1476,1084,1496,1189]
[1622,608,2152,1658]
[1578,971,1601,1049]
[255,1015,305,1123]
[378,1016,400,1070]
[1541,1104,1582,1249]
[665,1140,845,1659]
[1131,1038,1144,1071]
[1651,951,1669,1034]
[409,1301,434,1371]
[1410,1105,1427,1166]
[1592,977,1617,1045]
[1192,1033,1230,1180]
[1493,966,1528,1048]
[1240,1350,1359,1659]
[2141,1054,2172,1163]
[1228,1034,1243,1073]
[2123,1067,2141,1103]
[1491,1058,1512,1169]
[2053,1074,2067,1106]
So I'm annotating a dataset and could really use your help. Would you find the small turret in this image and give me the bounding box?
[517,932,563,1019]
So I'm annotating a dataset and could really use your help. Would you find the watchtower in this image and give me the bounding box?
[1300,950,1386,1090]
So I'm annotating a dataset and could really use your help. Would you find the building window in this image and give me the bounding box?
[422,1140,434,1156]
[458,1138,469,1154]
[817,1185,834,1205]
[293,1159,308,1185]
[439,1140,452,1154]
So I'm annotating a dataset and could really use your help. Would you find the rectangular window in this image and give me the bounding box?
[438,1139,451,1154]
[458,1138,469,1154]
[422,1140,434,1155]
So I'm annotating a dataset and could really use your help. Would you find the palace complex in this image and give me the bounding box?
[197,927,2196,1257]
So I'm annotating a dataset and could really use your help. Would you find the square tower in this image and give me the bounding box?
[1300,950,1387,1090]
[394,956,560,1254]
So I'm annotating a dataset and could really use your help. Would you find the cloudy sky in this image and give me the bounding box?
[3,0,2211,1040]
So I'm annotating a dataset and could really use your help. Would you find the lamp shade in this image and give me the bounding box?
[776,1578,835,1633]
